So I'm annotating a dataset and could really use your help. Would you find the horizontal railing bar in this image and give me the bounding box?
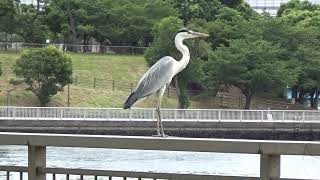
[0,165,27,172]
[0,165,307,180]
[0,132,320,156]
[40,167,259,180]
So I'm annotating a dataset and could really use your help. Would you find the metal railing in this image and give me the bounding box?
[0,132,320,180]
[0,106,319,122]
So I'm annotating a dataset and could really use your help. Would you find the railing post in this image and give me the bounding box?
[13,107,16,120]
[302,111,305,122]
[261,111,264,122]
[240,110,243,122]
[152,109,155,121]
[260,154,280,180]
[282,111,285,122]
[197,110,200,122]
[28,145,46,180]
[36,108,39,120]
[129,109,132,121]
[218,110,221,122]
[174,109,177,121]
[60,108,63,120]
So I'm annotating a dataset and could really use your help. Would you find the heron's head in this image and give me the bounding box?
[177,28,209,40]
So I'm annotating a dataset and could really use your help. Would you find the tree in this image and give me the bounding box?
[0,0,17,50]
[168,0,223,25]
[205,39,297,109]
[275,1,320,108]
[91,0,177,47]
[14,46,73,106]
[277,0,318,17]
[15,4,48,43]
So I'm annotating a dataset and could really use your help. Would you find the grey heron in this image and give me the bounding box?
[123,28,209,137]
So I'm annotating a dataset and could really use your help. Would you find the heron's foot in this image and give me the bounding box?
[152,133,168,138]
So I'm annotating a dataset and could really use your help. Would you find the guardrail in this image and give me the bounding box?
[0,132,320,180]
[0,106,319,122]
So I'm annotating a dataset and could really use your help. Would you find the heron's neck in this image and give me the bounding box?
[175,36,190,74]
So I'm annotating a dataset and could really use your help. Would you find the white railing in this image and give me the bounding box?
[0,132,320,180]
[0,106,319,122]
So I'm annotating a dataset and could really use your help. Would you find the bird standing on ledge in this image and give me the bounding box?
[123,28,209,137]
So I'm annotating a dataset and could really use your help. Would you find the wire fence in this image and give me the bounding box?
[0,42,147,55]
[70,75,295,110]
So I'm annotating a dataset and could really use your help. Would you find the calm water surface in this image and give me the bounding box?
[0,146,319,179]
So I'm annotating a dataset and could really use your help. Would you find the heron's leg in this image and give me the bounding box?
[157,86,166,137]
[156,107,160,136]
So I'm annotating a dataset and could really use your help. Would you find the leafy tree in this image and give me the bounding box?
[0,0,17,50]
[274,1,320,108]
[46,0,92,48]
[168,0,223,25]
[277,0,319,17]
[205,39,297,109]
[91,0,177,46]
[15,4,49,43]
[14,46,73,106]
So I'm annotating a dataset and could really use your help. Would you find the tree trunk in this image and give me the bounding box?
[310,91,316,109]
[4,32,8,51]
[242,89,253,109]
[310,91,319,109]
[244,94,252,109]
[37,0,40,11]
[315,91,319,109]
[66,6,77,52]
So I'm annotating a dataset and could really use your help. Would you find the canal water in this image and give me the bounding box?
[0,145,319,180]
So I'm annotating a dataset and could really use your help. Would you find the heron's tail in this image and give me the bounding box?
[123,91,137,109]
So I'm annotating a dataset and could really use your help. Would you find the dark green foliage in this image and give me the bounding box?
[16,5,48,43]
[0,0,17,48]
[14,46,73,106]
[145,16,183,65]
[206,39,297,109]
[277,0,319,17]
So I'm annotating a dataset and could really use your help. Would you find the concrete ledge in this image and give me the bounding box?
[0,120,320,140]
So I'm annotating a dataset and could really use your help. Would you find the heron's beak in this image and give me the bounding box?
[192,31,210,38]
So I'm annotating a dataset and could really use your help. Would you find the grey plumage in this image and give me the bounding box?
[123,56,175,109]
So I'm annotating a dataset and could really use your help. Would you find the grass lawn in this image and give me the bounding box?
[0,51,180,108]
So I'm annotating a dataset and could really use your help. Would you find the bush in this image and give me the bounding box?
[14,46,73,106]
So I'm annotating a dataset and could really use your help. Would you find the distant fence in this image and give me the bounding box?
[0,42,148,55]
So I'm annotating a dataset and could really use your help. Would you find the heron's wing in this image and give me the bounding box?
[135,56,176,98]
[123,56,176,109]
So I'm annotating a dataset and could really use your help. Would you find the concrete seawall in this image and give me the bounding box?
[0,119,319,140]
